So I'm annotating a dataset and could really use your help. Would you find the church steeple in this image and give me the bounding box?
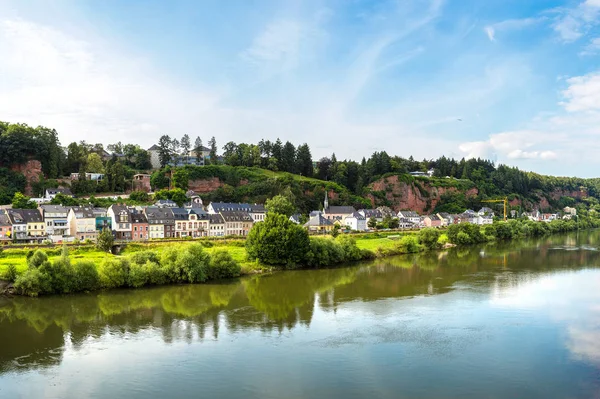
[324,190,329,210]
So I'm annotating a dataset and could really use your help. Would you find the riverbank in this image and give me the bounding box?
[1,215,596,297]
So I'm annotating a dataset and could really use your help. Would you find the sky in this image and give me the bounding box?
[1,0,600,177]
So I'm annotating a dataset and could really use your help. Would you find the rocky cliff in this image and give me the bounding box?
[367,175,478,213]
[10,160,42,196]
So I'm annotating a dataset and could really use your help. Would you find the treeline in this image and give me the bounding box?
[13,244,241,297]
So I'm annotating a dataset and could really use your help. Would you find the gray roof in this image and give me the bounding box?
[110,205,131,222]
[289,213,301,223]
[70,207,95,219]
[347,212,366,220]
[172,207,190,220]
[155,199,177,207]
[304,214,333,227]
[148,144,160,151]
[210,202,255,212]
[325,205,356,214]
[93,208,108,217]
[220,211,253,222]
[0,212,11,226]
[8,209,43,224]
[309,210,322,217]
[359,209,382,218]
[40,204,68,214]
[209,213,225,224]
[144,207,175,224]
[130,212,148,224]
[398,210,419,218]
[250,204,265,212]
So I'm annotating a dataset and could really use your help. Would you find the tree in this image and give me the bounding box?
[271,138,283,169]
[12,192,37,209]
[86,153,104,173]
[368,217,377,229]
[170,138,180,161]
[208,136,218,164]
[222,141,240,166]
[158,135,172,167]
[246,213,310,266]
[97,228,114,252]
[265,195,295,216]
[194,136,203,163]
[296,144,313,177]
[418,228,441,250]
[180,134,191,164]
[107,142,123,155]
[317,157,332,181]
[172,168,189,191]
[280,141,296,173]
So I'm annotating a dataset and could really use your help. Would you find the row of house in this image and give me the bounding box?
[0,201,266,244]
[299,193,499,233]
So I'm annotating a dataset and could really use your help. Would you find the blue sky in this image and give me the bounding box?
[1,0,600,177]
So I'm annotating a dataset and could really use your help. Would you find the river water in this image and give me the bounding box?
[1,231,600,398]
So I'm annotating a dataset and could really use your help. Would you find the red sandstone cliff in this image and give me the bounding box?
[10,160,42,196]
[367,175,478,213]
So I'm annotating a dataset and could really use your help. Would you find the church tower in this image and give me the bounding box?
[324,190,329,210]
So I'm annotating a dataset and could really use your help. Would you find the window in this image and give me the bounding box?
[134,226,137,232]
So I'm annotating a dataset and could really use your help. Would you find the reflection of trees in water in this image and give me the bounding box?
[2,229,600,373]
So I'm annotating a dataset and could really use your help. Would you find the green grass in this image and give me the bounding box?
[0,232,408,280]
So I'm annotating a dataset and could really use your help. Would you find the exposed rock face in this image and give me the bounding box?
[188,177,225,193]
[10,160,42,196]
[368,175,478,213]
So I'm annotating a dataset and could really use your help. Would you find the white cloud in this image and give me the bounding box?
[560,72,600,112]
[459,130,558,161]
[552,0,600,42]
[484,17,542,42]
[484,26,495,42]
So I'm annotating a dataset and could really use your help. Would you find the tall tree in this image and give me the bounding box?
[222,142,239,166]
[281,141,296,173]
[180,134,191,164]
[316,157,332,181]
[208,136,217,164]
[194,136,203,163]
[170,138,180,163]
[86,153,104,173]
[295,144,313,177]
[271,138,283,170]
[157,135,172,168]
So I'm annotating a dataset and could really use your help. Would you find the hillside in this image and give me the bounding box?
[153,165,595,214]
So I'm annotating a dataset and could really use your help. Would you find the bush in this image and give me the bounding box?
[456,231,472,245]
[437,234,449,246]
[5,264,17,282]
[99,258,130,288]
[97,228,114,252]
[397,235,420,253]
[176,244,210,283]
[128,262,149,288]
[130,250,160,266]
[208,250,241,280]
[128,260,166,287]
[418,228,441,250]
[335,235,363,261]
[14,268,50,297]
[246,213,309,267]
[27,250,48,269]
[305,238,345,268]
[38,256,74,294]
[73,261,100,292]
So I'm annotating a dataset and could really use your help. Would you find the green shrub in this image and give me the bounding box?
[418,228,441,250]
[128,262,149,288]
[5,264,18,282]
[73,261,100,292]
[437,233,449,246]
[130,250,160,266]
[99,258,130,288]
[246,213,309,267]
[335,235,363,261]
[208,249,241,280]
[38,257,74,294]
[397,235,420,253]
[27,250,48,269]
[14,268,50,297]
[143,260,167,286]
[305,238,346,268]
[456,231,472,245]
[176,244,210,283]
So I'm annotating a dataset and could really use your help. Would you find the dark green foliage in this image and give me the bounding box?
[246,213,310,267]
[418,228,441,250]
[208,249,242,280]
[129,190,150,202]
[99,258,130,288]
[14,268,48,297]
[5,264,18,282]
[73,261,100,292]
[130,250,160,265]
[396,235,420,253]
[97,228,114,252]
[265,194,295,216]
[27,249,48,269]
[304,235,366,268]
[153,188,188,207]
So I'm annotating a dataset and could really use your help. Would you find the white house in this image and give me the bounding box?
[44,188,73,201]
[397,211,420,225]
[344,212,367,231]
[39,205,70,242]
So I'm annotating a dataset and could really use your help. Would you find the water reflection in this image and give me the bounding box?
[1,231,600,376]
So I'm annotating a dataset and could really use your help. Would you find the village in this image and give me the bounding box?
[0,186,579,244]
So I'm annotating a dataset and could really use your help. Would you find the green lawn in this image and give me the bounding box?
[0,233,403,279]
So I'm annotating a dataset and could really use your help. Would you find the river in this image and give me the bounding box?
[1,231,600,398]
